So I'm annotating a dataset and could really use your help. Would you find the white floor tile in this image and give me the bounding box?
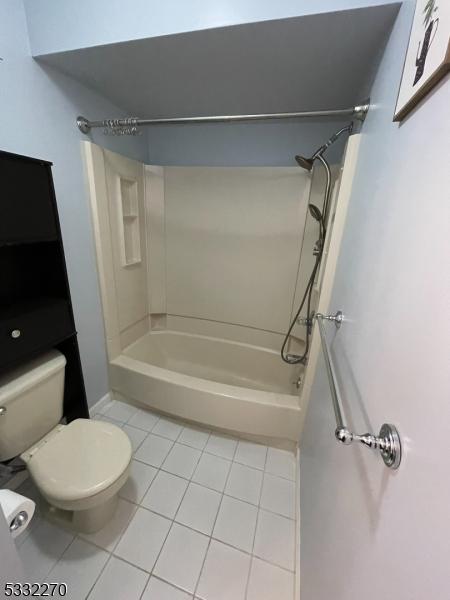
[192,453,231,492]
[88,556,148,600]
[234,441,267,470]
[135,434,174,467]
[119,460,157,504]
[204,434,238,460]
[247,557,294,600]
[127,408,160,431]
[122,424,148,452]
[102,400,138,423]
[18,519,74,581]
[142,471,189,518]
[162,443,202,479]
[154,523,209,593]
[196,539,251,600]
[142,577,192,600]
[47,538,109,600]
[114,507,171,572]
[175,482,221,535]
[265,448,296,480]
[152,418,183,441]
[80,498,136,551]
[213,495,257,553]
[178,426,210,450]
[253,510,295,571]
[225,462,263,505]
[260,474,296,518]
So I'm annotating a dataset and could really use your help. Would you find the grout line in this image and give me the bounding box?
[109,499,295,575]
[171,446,205,520]
[109,552,154,576]
[38,529,76,583]
[135,443,206,597]
[63,538,114,599]
[192,443,236,598]
[244,438,270,599]
[106,499,138,551]
[85,553,151,600]
[145,574,197,599]
[86,552,114,599]
[45,534,79,580]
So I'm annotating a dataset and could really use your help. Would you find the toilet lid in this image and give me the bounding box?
[27,419,132,502]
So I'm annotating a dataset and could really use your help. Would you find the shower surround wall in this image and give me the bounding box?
[86,146,317,356]
[84,143,326,439]
[164,167,310,337]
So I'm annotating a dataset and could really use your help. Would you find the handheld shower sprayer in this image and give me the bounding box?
[308,204,323,223]
[281,123,353,366]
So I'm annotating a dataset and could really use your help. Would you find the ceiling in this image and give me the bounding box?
[37,4,400,119]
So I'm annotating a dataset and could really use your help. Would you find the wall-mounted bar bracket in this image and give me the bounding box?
[77,116,90,134]
[316,312,401,469]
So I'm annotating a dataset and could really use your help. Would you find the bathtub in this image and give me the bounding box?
[109,330,303,442]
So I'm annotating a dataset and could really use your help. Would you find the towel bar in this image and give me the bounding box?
[315,312,401,469]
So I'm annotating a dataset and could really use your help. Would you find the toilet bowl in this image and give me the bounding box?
[22,419,132,532]
[0,351,132,533]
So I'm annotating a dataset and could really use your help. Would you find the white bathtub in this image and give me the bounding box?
[109,330,303,442]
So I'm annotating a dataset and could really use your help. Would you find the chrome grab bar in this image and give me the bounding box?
[315,312,402,469]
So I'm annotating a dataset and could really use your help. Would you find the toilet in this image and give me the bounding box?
[0,350,132,533]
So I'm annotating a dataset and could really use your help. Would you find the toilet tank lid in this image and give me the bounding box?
[0,350,66,405]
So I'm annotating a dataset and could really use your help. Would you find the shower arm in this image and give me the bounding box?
[315,312,402,469]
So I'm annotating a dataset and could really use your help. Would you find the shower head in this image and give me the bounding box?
[294,123,354,171]
[295,155,314,171]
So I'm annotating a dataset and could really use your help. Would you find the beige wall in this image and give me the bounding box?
[164,167,311,334]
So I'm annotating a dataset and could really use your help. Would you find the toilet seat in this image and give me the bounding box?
[23,419,132,510]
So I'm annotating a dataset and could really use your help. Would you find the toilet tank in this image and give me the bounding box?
[0,350,66,461]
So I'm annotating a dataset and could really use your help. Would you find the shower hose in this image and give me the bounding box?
[280,154,332,365]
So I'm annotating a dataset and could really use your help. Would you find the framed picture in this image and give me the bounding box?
[394,0,450,121]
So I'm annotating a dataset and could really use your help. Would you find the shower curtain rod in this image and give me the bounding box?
[76,103,370,134]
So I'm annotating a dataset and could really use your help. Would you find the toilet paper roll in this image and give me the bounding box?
[0,489,36,538]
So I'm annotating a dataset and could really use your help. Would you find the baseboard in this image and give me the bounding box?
[89,391,113,415]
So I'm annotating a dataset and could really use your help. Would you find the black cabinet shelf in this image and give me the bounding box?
[0,149,88,422]
[0,237,59,247]
[0,296,71,320]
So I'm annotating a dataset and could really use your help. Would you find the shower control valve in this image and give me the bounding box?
[296,316,311,326]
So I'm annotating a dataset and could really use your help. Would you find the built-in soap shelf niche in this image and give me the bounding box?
[118,176,141,267]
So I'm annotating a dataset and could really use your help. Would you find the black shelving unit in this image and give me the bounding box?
[0,150,88,422]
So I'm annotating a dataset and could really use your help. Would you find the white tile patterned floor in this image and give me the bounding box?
[15,399,297,600]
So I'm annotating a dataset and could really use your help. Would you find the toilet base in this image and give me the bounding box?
[45,493,119,534]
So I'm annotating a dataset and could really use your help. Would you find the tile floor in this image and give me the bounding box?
[15,399,298,600]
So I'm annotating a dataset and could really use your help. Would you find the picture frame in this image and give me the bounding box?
[394,0,450,122]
